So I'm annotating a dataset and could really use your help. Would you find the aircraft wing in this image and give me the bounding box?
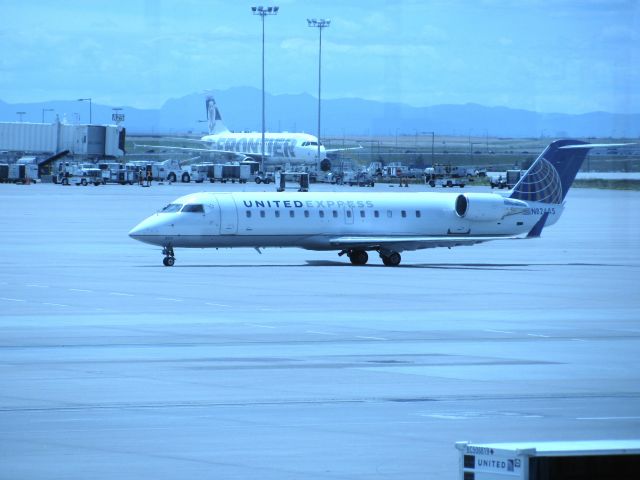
[135,143,215,153]
[329,234,519,251]
[325,146,363,153]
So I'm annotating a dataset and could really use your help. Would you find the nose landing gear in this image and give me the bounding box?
[162,246,175,267]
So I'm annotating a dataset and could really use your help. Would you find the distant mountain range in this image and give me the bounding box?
[1,86,638,138]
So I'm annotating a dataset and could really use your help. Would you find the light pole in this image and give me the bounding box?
[252,6,279,172]
[42,108,54,123]
[16,111,26,122]
[423,131,435,168]
[77,98,92,124]
[307,18,330,167]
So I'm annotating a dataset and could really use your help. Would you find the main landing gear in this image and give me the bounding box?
[339,249,402,267]
[162,246,175,267]
[348,249,369,266]
[380,250,401,267]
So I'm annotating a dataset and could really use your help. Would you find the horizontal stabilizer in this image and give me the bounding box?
[559,143,638,150]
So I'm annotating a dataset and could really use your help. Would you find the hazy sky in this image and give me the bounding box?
[1,0,638,114]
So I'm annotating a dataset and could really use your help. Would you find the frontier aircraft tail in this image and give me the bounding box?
[205,97,230,135]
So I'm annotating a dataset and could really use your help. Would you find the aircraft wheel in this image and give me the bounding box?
[181,173,190,183]
[168,173,177,183]
[255,176,262,184]
[381,251,401,267]
[348,250,368,266]
[163,256,175,267]
[81,178,87,186]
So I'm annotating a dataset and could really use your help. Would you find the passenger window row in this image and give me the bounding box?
[244,209,423,219]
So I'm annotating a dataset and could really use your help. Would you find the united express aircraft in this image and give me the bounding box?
[140,97,358,171]
[129,139,607,267]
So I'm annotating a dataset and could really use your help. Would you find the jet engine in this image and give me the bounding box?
[455,193,526,221]
[319,159,332,172]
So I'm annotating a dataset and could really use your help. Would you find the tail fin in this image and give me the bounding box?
[509,139,590,204]
[205,96,230,135]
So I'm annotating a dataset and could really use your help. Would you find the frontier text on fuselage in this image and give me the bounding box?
[206,137,298,157]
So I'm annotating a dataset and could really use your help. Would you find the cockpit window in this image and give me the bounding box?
[161,203,182,213]
[181,204,204,213]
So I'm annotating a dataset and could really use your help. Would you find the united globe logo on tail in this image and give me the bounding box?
[511,158,563,204]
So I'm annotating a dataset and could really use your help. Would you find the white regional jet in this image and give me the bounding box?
[129,139,605,267]
[141,97,356,171]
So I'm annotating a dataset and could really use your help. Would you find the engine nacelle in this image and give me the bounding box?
[455,193,527,221]
[320,159,332,172]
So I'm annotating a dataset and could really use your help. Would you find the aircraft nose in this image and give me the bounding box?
[128,222,148,239]
[129,215,165,243]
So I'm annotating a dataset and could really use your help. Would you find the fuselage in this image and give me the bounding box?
[128,191,560,251]
[199,132,324,165]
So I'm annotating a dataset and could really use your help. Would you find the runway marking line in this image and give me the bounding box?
[306,330,338,336]
[1,297,25,302]
[26,284,49,288]
[571,338,587,342]
[484,329,515,334]
[527,333,550,338]
[69,288,92,293]
[356,335,387,341]
[43,302,69,307]
[156,297,183,302]
[109,292,134,297]
[247,323,276,329]
[205,302,231,307]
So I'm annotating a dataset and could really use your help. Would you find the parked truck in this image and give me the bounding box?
[70,167,104,186]
[151,159,190,183]
[491,169,523,189]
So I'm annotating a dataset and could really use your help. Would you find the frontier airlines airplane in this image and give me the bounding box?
[139,97,357,171]
[129,139,611,267]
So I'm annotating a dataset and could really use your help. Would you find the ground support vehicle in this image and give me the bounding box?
[152,160,190,183]
[425,173,466,188]
[254,171,275,184]
[343,170,375,187]
[490,175,509,189]
[70,168,104,186]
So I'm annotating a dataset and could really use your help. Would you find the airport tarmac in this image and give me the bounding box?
[1,182,639,479]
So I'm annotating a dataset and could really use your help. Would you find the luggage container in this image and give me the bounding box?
[0,164,9,183]
[456,440,640,480]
